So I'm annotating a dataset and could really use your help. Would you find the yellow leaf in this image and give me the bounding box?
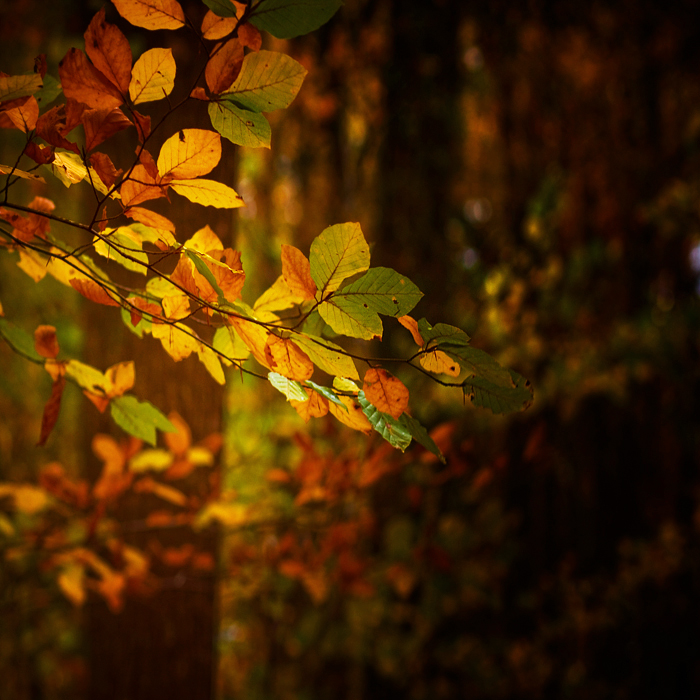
[184,224,223,253]
[265,335,314,381]
[151,322,201,361]
[105,361,135,397]
[17,249,47,282]
[58,564,86,606]
[419,349,461,377]
[281,244,316,300]
[201,10,237,40]
[196,501,250,528]
[230,317,272,369]
[112,0,185,30]
[170,178,245,208]
[129,48,176,104]
[0,484,50,514]
[254,275,303,313]
[362,368,409,419]
[129,448,174,472]
[157,128,221,179]
[197,344,226,385]
[162,294,191,320]
[328,395,372,433]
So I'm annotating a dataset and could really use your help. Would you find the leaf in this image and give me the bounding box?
[170,178,245,208]
[0,484,51,514]
[129,448,174,472]
[442,344,513,387]
[222,50,306,112]
[70,278,121,306]
[0,164,45,183]
[290,388,328,421]
[37,376,66,446]
[129,48,176,104]
[254,275,303,313]
[93,227,149,275]
[112,0,186,30]
[124,206,175,233]
[110,395,176,445]
[84,8,133,94]
[304,380,347,409]
[163,411,191,454]
[197,344,226,384]
[33,74,62,109]
[417,318,470,347]
[318,267,422,340]
[328,393,372,433]
[281,244,316,300]
[268,371,309,402]
[0,318,43,361]
[2,96,39,132]
[89,152,122,188]
[264,335,314,380]
[398,315,423,345]
[205,38,244,95]
[239,22,263,50]
[162,294,190,320]
[362,368,409,419]
[82,107,132,152]
[134,477,187,506]
[399,414,445,463]
[249,0,343,39]
[310,222,370,295]
[357,392,412,452]
[105,361,135,397]
[201,11,238,40]
[0,73,42,102]
[462,370,533,414]
[157,129,221,181]
[203,0,237,17]
[291,333,359,380]
[34,325,60,359]
[65,360,109,395]
[209,99,271,148]
[58,564,86,606]
[231,317,272,368]
[419,349,460,377]
[151,322,201,361]
[58,47,122,110]
[213,325,250,364]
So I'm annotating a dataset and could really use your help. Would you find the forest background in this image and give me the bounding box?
[1,0,700,699]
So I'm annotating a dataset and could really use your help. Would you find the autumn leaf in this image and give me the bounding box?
[238,23,262,51]
[37,376,66,446]
[265,335,314,381]
[362,368,409,420]
[327,379,372,433]
[1,96,39,132]
[205,38,244,95]
[110,395,176,445]
[268,372,309,402]
[133,477,187,506]
[0,73,43,102]
[170,178,245,208]
[398,315,423,345]
[281,244,316,300]
[88,152,122,188]
[185,224,223,252]
[310,222,370,294]
[419,349,460,377]
[120,164,168,207]
[201,11,238,40]
[34,325,60,358]
[105,361,135,397]
[84,8,133,94]
[157,129,221,179]
[290,388,328,422]
[70,278,121,306]
[0,484,51,514]
[291,333,359,380]
[58,47,123,110]
[58,564,87,606]
[249,0,343,39]
[208,99,271,148]
[124,206,175,232]
[35,104,80,154]
[112,0,186,31]
[203,0,237,17]
[82,107,132,151]
[231,317,272,368]
[129,48,176,104]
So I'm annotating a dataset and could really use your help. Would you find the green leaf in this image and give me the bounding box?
[209,99,271,148]
[442,344,513,387]
[310,222,370,295]
[203,0,237,17]
[318,267,422,340]
[222,50,307,112]
[0,319,42,361]
[462,370,533,414]
[110,395,176,446]
[304,380,347,410]
[65,360,107,394]
[33,74,62,109]
[357,392,412,452]
[398,413,445,463]
[0,73,42,102]
[185,249,226,300]
[417,318,470,347]
[291,333,359,380]
[268,371,308,402]
[250,0,342,39]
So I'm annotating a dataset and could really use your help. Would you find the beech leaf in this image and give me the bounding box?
[34,325,60,359]
[129,48,176,104]
[268,371,309,402]
[291,333,359,380]
[170,178,245,208]
[357,392,412,452]
[249,0,343,39]
[0,73,43,102]
[362,368,409,420]
[110,395,176,445]
[85,8,133,94]
[205,38,244,95]
[203,0,237,17]
[208,99,271,148]
[58,48,122,110]
[462,370,533,414]
[112,0,186,31]
[281,244,316,300]
[310,222,370,295]
[157,129,221,179]
[38,376,66,446]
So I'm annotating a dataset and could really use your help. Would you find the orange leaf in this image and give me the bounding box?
[58,47,122,110]
[419,348,460,377]
[69,278,120,306]
[238,23,262,51]
[201,10,237,40]
[290,389,329,422]
[205,38,243,95]
[24,141,55,165]
[131,109,151,142]
[89,152,122,188]
[398,315,423,345]
[265,335,314,381]
[37,376,66,446]
[35,104,80,154]
[2,95,39,132]
[84,8,133,94]
[230,317,272,369]
[161,294,190,320]
[105,361,135,397]
[112,0,186,30]
[362,368,409,419]
[93,434,131,500]
[82,107,132,152]
[328,395,372,433]
[119,163,167,207]
[124,206,175,232]
[133,477,187,506]
[157,128,221,180]
[164,411,191,455]
[281,244,316,300]
[34,325,60,358]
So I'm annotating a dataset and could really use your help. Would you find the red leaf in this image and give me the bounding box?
[89,152,122,188]
[131,109,151,142]
[58,47,122,110]
[82,107,132,151]
[36,105,80,154]
[84,8,133,94]
[238,23,262,51]
[37,376,65,446]
[205,38,243,95]
[69,278,121,306]
[34,324,60,358]
[34,54,48,79]
[24,141,55,165]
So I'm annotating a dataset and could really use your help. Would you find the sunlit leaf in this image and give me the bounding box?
[292,333,359,380]
[58,564,86,606]
[37,376,66,446]
[304,379,347,409]
[205,37,244,95]
[213,325,250,364]
[152,322,201,361]
[170,178,245,208]
[249,0,342,39]
[362,368,408,419]
[310,222,370,295]
[2,96,39,132]
[112,0,186,30]
[209,99,271,148]
[110,395,176,445]
[201,10,238,40]
[197,343,226,384]
[157,129,221,179]
[357,392,412,452]
[129,448,174,472]
[129,47,176,104]
[268,371,308,402]
[93,227,149,274]
[82,107,132,152]
[254,275,303,313]
[419,348,460,377]
[58,47,122,110]
[0,164,45,183]
[0,73,42,102]
[85,8,133,94]
[290,388,328,421]
[281,244,316,300]
[265,335,314,380]
[70,278,121,307]
[34,325,60,359]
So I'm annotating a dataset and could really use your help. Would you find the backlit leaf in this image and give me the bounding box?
[357,392,412,452]
[157,128,221,179]
[290,388,328,421]
[197,344,226,384]
[110,395,176,445]
[212,325,250,364]
[37,376,66,446]
[281,244,316,300]
[58,47,122,110]
[442,344,513,387]
[0,73,42,102]
[268,371,308,402]
[2,96,39,132]
[84,8,133,94]
[70,278,121,306]
[201,11,238,40]
[203,0,237,17]
[292,333,359,380]
[112,0,186,30]
[151,322,201,361]
[129,448,174,472]
[249,0,343,39]
[82,107,132,152]
[398,315,423,345]
[0,484,51,514]
[254,275,303,313]
[93,226,149,274]
[129,48,176,104]
[417,318,470,347]
[34,325,60,359]
[119,163,167,206]
[205,38,243,95]
[209,99,271,148]
[222,50,306,112]
[310,222,370,295]
[170,178,245,208]
[304,380,347,409]
[362,368,408,419]
[419,348,460,377]
[105,361,135,397]
[265,335,314,381]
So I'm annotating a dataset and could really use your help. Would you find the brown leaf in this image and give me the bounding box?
[137,147,159,179]
[82,107,132,152]
[131,109,151,142]
[35,105,80,154]
[190,87,209,101]
[34,325,60,358]
[124,206,175,232]
[205,38,243,95]
[362,368,409,420]
[119,164,167,207]
[112,0,186,31]
[238,23,262,51]
[58,47,123,110]
[37,376,65,446]
[69,278,121,306]
[24,141,55,165]
[2,96,39,132]
[89,152,122,188]
[85,8,133,94]
[34,54,48,79]
[281,244,317,300]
